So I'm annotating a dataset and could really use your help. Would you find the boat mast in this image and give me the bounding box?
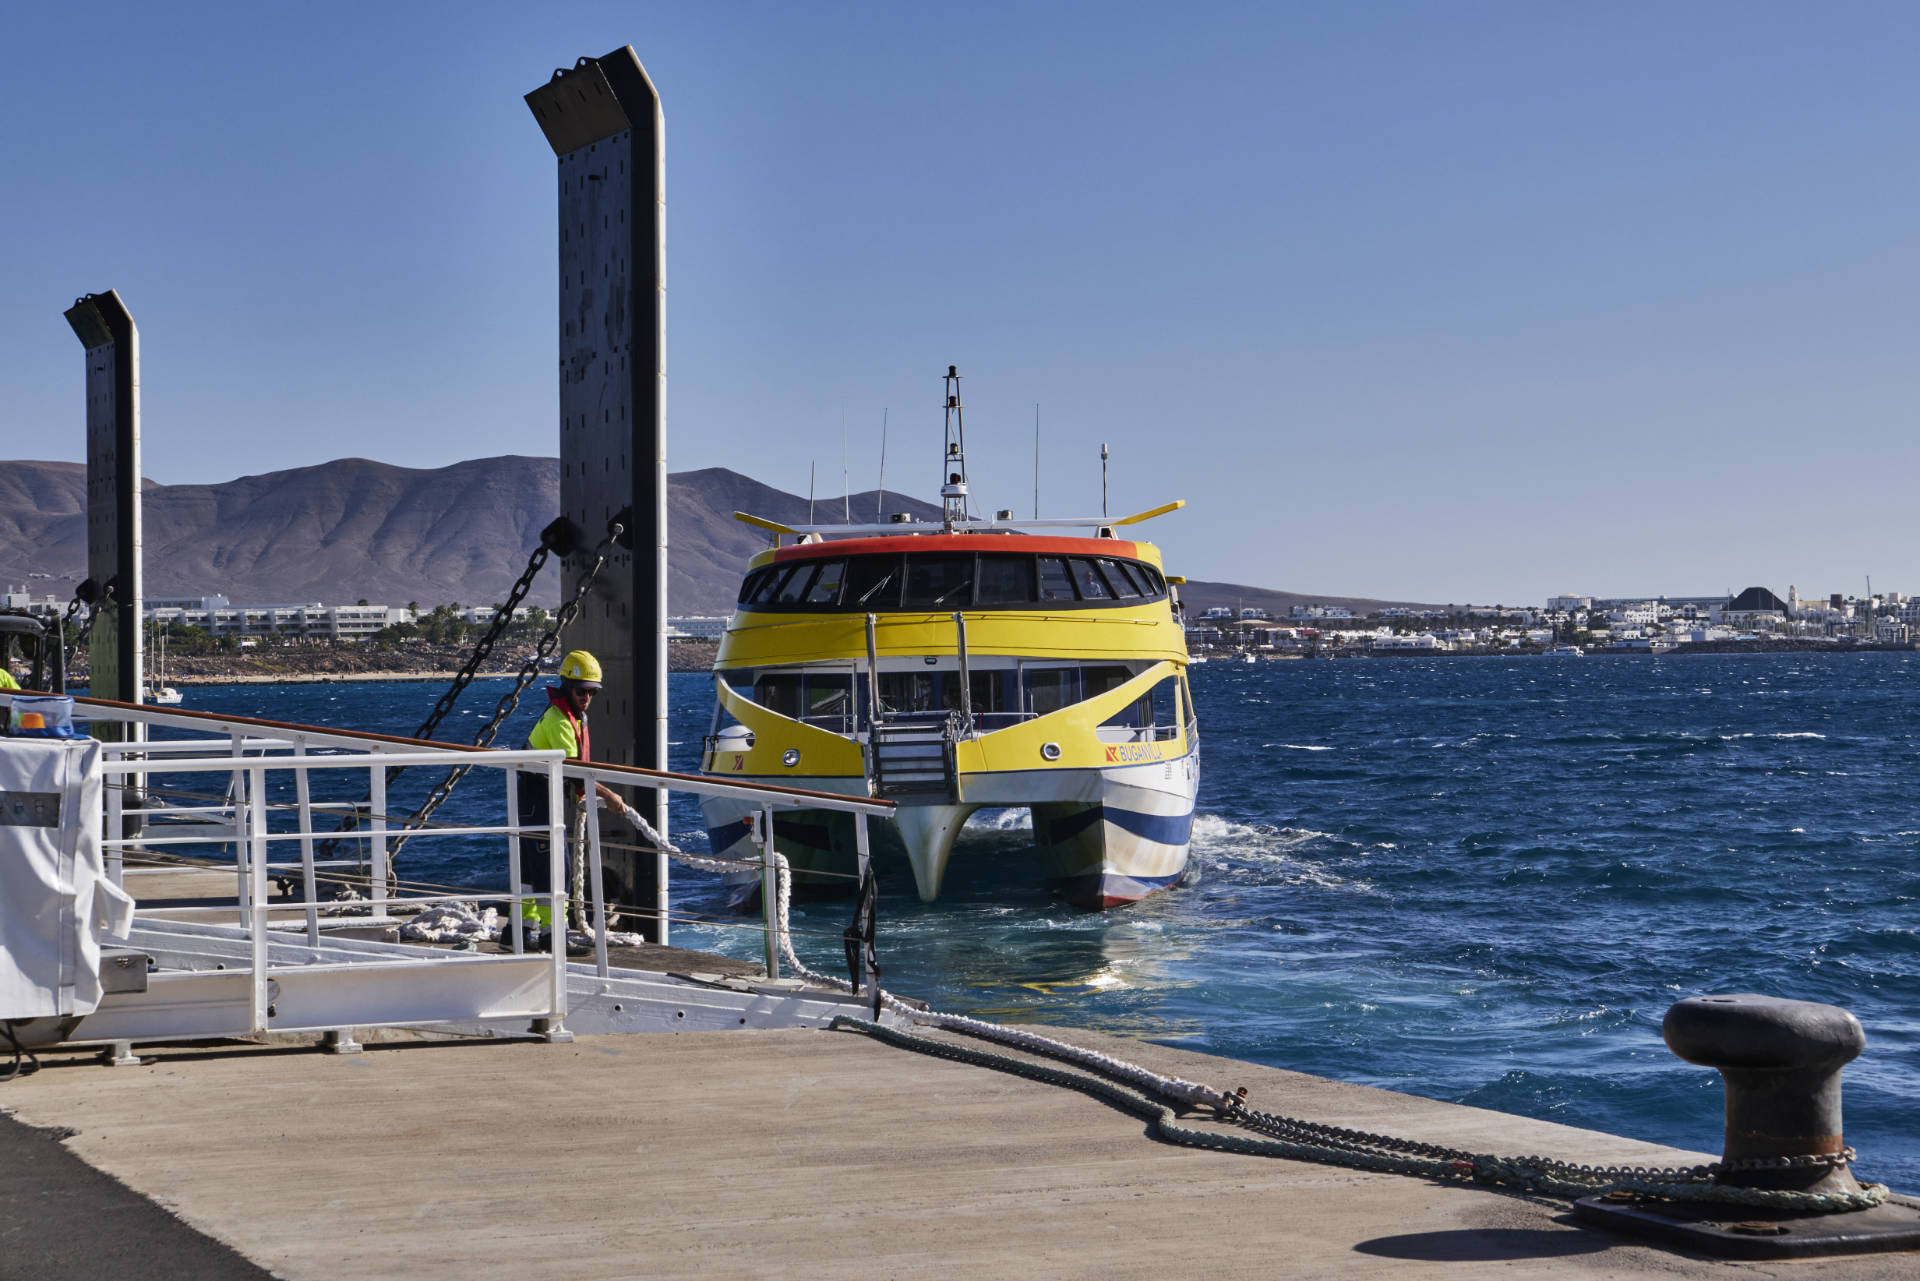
[941,365,970,531]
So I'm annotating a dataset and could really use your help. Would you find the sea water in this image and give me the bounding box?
[164,652,1920,1188]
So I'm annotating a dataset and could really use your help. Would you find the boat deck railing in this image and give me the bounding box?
[2,692,893,1051]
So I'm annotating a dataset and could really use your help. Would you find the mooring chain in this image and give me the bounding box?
[57,592,90,674]
[388,516,625,864]
[413,516,584,745]
[827,1016,1889,1214]
[315,519,582,862]
[1223,1097,1873,1201]
[61,580,108,675]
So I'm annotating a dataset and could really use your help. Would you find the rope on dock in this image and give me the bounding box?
[825,1015,1892,1214]
[587,805,1893,1213]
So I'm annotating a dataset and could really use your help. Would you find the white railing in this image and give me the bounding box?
[3,693,892,1046]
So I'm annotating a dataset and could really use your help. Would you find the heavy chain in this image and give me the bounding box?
[317,516,588,862]
[412,516,583,746]
[387,517,625,864]
[832,1017,1889,1214]
[61,580,104,675]
[1221,1098,1881,1207]
[57,593,89,674]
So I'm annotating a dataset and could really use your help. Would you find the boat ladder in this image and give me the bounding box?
[866,718,958,802]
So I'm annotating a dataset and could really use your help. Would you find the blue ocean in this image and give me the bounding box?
[166,652,1920,1189]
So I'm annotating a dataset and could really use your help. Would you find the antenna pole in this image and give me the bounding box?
[1034,403,1040,520]
[1100,442,1109,520]
[842,409,850,523]
[876,408,888,523]
[809,460,816,525]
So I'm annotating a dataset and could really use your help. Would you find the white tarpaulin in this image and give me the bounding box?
[0,737,133,1019]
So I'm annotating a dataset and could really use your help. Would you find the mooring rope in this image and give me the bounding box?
[522,797,1894,1213]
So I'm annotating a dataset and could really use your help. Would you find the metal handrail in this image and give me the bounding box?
[5,691,885,1046]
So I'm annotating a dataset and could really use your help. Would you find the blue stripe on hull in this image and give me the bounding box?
[1039,803,1195,848]
[1048,868,1188,909]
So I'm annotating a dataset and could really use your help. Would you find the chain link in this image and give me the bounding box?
[411,517,581,746]
[58,593,90,675]
[834,1017,1889,1214]
[315,517,593,866]
[387,518,624,866]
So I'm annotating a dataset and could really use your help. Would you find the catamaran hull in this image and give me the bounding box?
[699,746,1199,910]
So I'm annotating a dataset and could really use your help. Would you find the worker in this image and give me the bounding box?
[0,664,18,691]
[511,649,623,951]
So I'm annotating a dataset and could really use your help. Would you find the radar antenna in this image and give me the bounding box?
[941,364,970,530]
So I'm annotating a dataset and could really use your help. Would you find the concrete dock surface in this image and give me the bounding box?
[1,1023,1912,1280]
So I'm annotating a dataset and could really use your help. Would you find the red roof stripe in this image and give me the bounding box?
[767,533,1143,563]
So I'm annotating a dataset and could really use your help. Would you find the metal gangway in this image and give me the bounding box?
[1,693,894,1060]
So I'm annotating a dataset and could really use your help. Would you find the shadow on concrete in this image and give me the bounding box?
[1354,1227,1612,1261]
[0,1112,273,1280]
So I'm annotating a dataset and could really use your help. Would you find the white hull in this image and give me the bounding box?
[700,745,1199,909]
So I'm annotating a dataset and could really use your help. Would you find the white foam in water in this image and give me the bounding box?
[965,808,1034,831]
[1265,742,1334,752]
[1187,814,1364,890]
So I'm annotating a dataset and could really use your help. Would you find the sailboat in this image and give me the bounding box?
[146,624,183,705]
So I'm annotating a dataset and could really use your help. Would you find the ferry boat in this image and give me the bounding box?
[699,368,1198,909]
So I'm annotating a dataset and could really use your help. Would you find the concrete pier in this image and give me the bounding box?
[2,1025,1911,1278]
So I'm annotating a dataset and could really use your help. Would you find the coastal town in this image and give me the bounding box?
[7,580,1917,681]
[1184,584,1920,657]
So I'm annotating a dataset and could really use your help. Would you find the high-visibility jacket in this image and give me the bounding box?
[0,668,18,691]
[515,686,591,925]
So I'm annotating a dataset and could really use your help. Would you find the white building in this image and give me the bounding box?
[1373,633,1446,651]
[667,616,728,641]
[1547,595,1591,611]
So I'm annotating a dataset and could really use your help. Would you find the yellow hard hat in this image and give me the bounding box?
[559,650,603,686]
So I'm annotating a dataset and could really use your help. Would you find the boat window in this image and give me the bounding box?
[969,668,1011,714]
[1069,558,1114,601]
[775,563,819,604]
[1037,557,1077,602]
[1024,667,1079,716]
[902,554,974,608]
[878,670,959,715]
[1148,676,1180,738]
[805,673,854,732]
[1099,558,1144,598]
[1083,665,1132,698]
[843,555,901,609]
[1101,674,1180,739]
[976,554,1036,605]
[753,672,803,719]
[739,551,1167,611]
[747,565,791,606]
[803,560,847,606]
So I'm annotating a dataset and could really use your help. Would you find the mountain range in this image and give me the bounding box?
[0,456,1432,618]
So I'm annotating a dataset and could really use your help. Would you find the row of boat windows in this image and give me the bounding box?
[736,552,1169,612]
[735,666,1184,734]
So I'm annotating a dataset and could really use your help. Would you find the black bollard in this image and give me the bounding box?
[1576,992,1920,1259]
[1662,993,1863,1195]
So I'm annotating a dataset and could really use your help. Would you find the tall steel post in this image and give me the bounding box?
[526,48,669,942]
[63,291,144,720]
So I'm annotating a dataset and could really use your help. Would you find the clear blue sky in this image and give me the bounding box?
[4,1,1917,604]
